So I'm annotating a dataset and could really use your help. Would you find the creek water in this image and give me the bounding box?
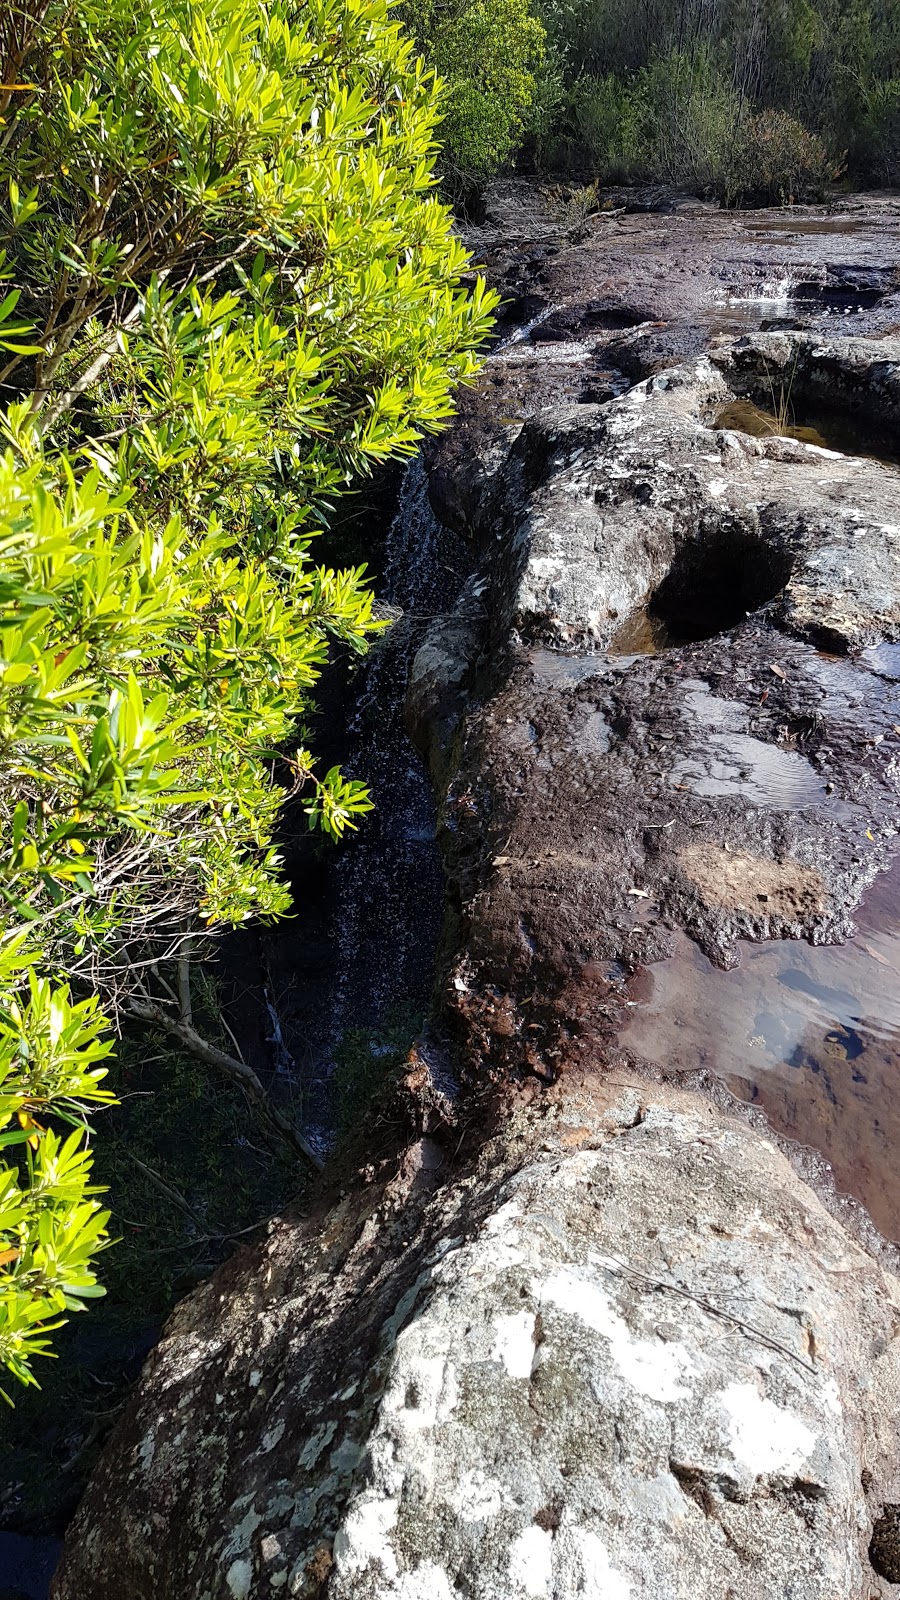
[301,457,462,1148]
[0,1533,61,1599]
[622,858,900,1240]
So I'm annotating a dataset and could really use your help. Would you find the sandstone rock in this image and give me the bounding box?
[50,193,900,1600]
[414,329,900,1244]
[462,335,900,653]
[51,1084,900,1599]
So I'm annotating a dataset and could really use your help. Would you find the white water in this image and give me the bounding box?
[722,275,800,307]
[497,301,562,349]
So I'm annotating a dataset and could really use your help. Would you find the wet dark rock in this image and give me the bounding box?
[413,302,900,1244]
[604,323,714,380]
[871,1505,900,1583]
[597,183,682,213]
[404,573,487,789]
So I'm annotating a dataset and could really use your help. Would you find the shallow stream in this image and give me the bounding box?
[623,858,900,1240]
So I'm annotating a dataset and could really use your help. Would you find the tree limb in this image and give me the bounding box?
[124,996,325,1172]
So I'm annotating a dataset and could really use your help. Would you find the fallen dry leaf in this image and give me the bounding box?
[769,663,787,681]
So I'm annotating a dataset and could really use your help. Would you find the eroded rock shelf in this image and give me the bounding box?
[52,187,900,1600]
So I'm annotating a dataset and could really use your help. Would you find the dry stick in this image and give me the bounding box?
[125,996,324,1172]
[36,298,145,433]
[601,1254,817,1375]
[37,239,259,432]
[177,932,193,1027]
[117,1148,207,1229]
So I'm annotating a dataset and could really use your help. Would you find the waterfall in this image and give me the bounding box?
[302,455,462,1151]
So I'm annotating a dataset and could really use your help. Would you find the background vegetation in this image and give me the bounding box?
[405,0,900,203]
[532,0,900,200]
[401,0,546,201]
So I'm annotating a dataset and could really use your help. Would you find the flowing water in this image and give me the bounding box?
[300,457,461,1150]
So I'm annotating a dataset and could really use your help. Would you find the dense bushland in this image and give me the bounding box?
[406,0,900,202]
[529,0,900,200]
[0,0,495,1391]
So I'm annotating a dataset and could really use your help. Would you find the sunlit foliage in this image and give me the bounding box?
[0,0,496,1388]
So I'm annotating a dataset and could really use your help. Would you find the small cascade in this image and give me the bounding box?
[723,274,799,307]
[302,456,464,1150]
[497,301,562,349]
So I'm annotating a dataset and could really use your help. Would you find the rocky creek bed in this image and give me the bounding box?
[49,186,900,1598]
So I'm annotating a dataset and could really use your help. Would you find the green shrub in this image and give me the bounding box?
[333,1011,422,1136]
[0,0,496,1391]
[853,77,900,185]
[727,109,837,205]
[566,73,650,181]
[641,48,744,195]
[530,0,887,194]
[403,0,546,194]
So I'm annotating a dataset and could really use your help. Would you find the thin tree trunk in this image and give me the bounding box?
[125,997,325,1172]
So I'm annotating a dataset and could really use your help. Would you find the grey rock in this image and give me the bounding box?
[51,1084,900,1599]
[404,571,488,787]
[468,335,900,653]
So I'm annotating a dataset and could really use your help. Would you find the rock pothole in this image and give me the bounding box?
[869,1504,900,1583]
[648,522,795,643]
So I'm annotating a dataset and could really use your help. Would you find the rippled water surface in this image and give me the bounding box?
[623,859,900,1239]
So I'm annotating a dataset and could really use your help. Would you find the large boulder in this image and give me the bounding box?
[51,1082,900,1599]
[50,205,900,1600]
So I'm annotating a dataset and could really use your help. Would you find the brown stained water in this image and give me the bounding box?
[622,859,900,1240]
[608,611,669,656]
[714,397,900,470]
[740,217,871,236]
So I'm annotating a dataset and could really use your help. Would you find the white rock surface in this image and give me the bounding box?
[53,1082,900,1599]
[325,1096,899,1599]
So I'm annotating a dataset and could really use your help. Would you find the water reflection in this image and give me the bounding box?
[862,643,900,680]
[714,397,900,471]
[671,687,828,807]
[622,859,900,1240]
